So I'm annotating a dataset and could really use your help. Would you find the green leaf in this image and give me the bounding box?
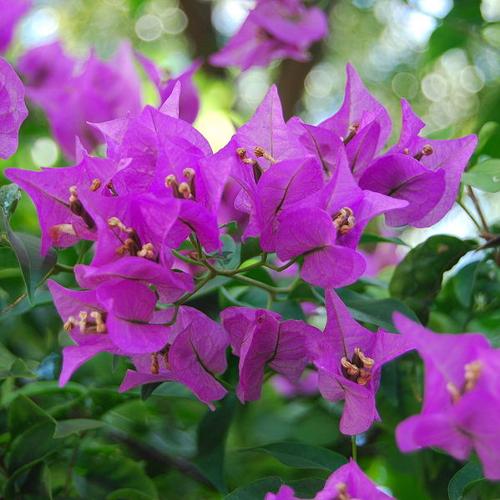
[360,233,409,247]
[448,461,483,500]
[4,232,57,302]
[0,357,37,380]
[194,394,237,493]
[338,288,419,331]
[463,159,500,192]
[271,300,305,320]
[452,260,482,308]
[0,288,53,321]
[107,488,153,500]
[389,235,475,323]
[245,442,347,471]
[0,184,21,225]
[225,477,283,500]
[140,382,163,400]
[7,421,59,474]
[8,395,55,440]
[476,122,499,155]
[0,184,56,302]
[4,455,55,499]
[213,234,241,271]
[288,478,325,497]
[6,398,58,479]
[73,446,158,499]
[54,418,104,438]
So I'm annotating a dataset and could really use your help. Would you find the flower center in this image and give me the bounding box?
[107,217,155,259]
[165,167,196,200]
[446,360,483,403]
[236,147,264,183]
[333,207,356,235]
[335,482,357,500]
[64,310,107,334]
[150,346,171,374]
[341,347,374,385]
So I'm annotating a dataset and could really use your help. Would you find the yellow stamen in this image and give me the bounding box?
[90,311,107,333]
[333,207,356,235]
[63,316,76,331]
[137,242,155,259]
[90,178,102,191]
[254,146,276,163]
[178,182,192,199]
[183,167,195,180]
[151,352,160,375]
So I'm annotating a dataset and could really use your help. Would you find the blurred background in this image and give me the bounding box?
[0,1,500,499]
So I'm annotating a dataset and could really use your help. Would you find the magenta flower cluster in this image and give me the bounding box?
[1,0,499,494]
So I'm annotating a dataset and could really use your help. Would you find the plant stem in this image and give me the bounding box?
[264,258,297,273]
[229,273,291,295]
[172,249,201,266]
[351,436,357,461]
[457,199,483,232]
[467,186,489,234]
[53,262,74,274]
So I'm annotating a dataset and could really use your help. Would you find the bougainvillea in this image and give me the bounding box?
[1,1,499,498]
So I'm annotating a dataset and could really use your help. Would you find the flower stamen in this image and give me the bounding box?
[336,482,352,500]
[254,146,276,164]
[151,352,160,375]
[237,147,264,183]
[341,347,374,385]
[333,207,356,235]
[89,178,102,191]
[137,242,155,259]
[413,144,433,161]
[68,186,96,230]
[447,360,483,403]
[342,122,360,145]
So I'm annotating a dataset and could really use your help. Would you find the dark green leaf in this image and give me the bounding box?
[0,288,53,321]
[54,418,104,438]
[140,382,163,400]
[338,288,419,331]
[8,395,55,440]
[7,421,59,473]
[73,446,158,499]
[4,460,54,500]
[360,233,409,247]
[463,159,500,193]
[194,394,237,493]
[448,461,483,500]
[389,235,475,323]
[0,357,37,380]
[271,300,305,320]
[452,260,482,308]
[220,220,239,236]
[288,478,325,497]
[0,184,21,225]
[225,477,283,500]
[245,442,347,470]
[7,232,57,302]
[107,489,153,500]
